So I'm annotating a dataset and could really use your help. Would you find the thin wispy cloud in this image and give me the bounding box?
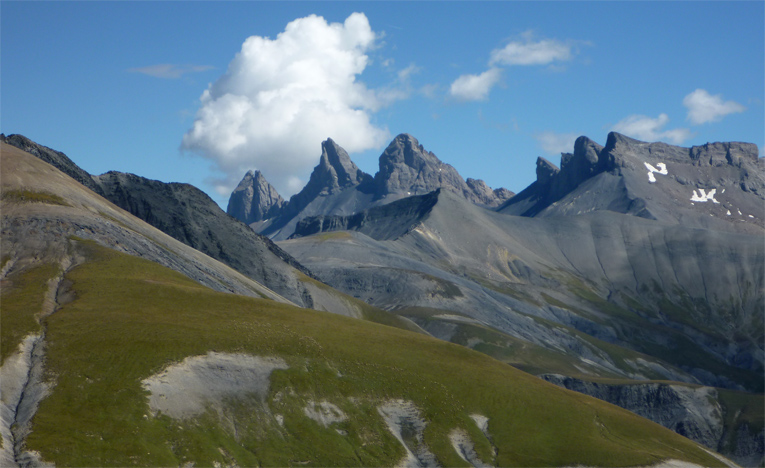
[181,13,391,197]
[489,33,574,67]
[128,64,214,79]
[449,68,502,102]
[683,89,745,125]
[534,131,579,155]
[612,113,691,145]
[450,31,582,102]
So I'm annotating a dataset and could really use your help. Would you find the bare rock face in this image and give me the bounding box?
[282,138,374,219]
[501,132,764,229]
[227,170,285,224]
[234,134,513,239]
[316,138,373,194]
[466,178,514,207]
[541,374,764,467]
[375,134,459,197]
[373,133,511,206]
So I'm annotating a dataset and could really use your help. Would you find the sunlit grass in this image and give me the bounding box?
[1,263,58,363]
[24,240,722,467]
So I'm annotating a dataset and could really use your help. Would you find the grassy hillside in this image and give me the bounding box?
[10,239,725,467]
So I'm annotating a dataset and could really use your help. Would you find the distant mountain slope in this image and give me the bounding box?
[0,142,289,302]
[234,134,512,240]
[1,134,312,308]
[283,188,763,389]
[278,133,764,464]
[0,194,731,466]
[0,135,427,326]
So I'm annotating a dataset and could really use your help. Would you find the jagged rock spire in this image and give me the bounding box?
[374,133,511,206]
[227,170,285,224]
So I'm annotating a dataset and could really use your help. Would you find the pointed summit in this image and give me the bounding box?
[278,138,374,221]
[375,133,463,198]
[312,138,373,195]
[227,170,285,224]
[374,133,511,206]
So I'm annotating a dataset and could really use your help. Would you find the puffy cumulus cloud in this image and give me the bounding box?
[181,13,390,197]
[612,113,691,145]
[683,89,745,125]
[489,35,573,67]
[449,68,502,102]
[534,131,579,155]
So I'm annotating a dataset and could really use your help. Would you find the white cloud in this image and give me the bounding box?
[448,32,578,104]
[449,68,502,102]
[611,113,691,145]
[683,89,745,125]
[489,33,574,67]
[534,131,579,155]
[128,64,214,79]
[181,13,390,197]
[397,63,420,81]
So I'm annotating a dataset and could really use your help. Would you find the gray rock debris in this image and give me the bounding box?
[377,399,439,467]
[541,374,763,467]
[141,353,288,419]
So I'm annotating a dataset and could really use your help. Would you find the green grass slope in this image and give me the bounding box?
[15,239,725,467]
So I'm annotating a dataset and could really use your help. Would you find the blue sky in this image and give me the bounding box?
[3,1,763,208]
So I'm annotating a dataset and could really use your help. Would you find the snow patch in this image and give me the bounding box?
[142,352,288,419]
[644,162,668,183]
[690,188,719,204]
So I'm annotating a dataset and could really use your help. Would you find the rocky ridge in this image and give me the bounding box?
[501,133,764,230]
[1,134,318,308]
[234,134,512,240]
[373,133,512,206]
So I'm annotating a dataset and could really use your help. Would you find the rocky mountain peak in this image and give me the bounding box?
[227,170,285,224]
[466,178,515,206]
[315,138,372,193]
[374,133,510,205]
[535,157,560,185]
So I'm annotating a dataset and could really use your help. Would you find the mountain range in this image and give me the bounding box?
[229,131,764,464]
[1,131,762,467]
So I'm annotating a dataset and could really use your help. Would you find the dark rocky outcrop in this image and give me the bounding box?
[542,374,764,467]
[2,134,318,307]
[290,190,441,241]
[466,178,514,207]
[227,170,285,224]
[92,172,317,306]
